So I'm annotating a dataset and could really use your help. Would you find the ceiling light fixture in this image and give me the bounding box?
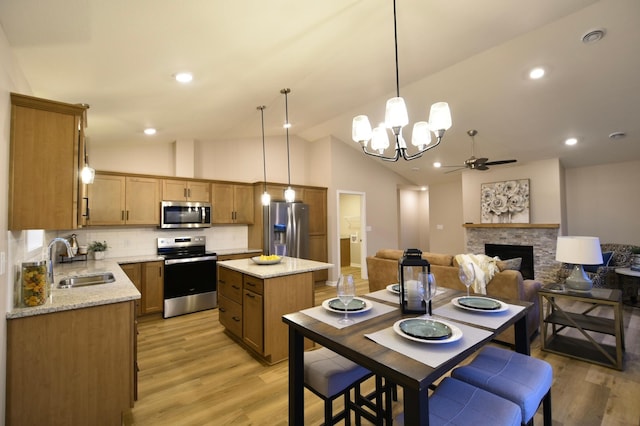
[529,67,545,79]
[565,137,578,146]
[352,0,452,162]
[257,105,271,206]
[144,128,156,135]
[433,162,442,168]
[581,28,605,44]
[281,88,295,203]
[174,72,193,83]
[78,104,95,184]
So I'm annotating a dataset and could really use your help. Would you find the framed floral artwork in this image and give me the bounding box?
[481,179,530,223]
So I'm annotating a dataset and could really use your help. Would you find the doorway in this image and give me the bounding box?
[337,191,367,280]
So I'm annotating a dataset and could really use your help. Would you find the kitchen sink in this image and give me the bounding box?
[58,272,116,288]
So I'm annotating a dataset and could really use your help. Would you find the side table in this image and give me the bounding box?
[615,267,640,306]
[539,285,625,370]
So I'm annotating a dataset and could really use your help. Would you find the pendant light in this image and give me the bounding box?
[281,88,295,203]
[79,104,95,184]
[351,0,452,161]
[257,105,271,206]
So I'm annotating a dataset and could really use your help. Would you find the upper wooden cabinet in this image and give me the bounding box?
[162,179,210,203]
[87,173,161,226]
[211,183,254,224]
[9,93,88,230]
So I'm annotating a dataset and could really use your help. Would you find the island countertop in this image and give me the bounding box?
[218,256,333,279]
[7,259,141,319]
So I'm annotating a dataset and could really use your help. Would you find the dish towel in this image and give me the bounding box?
[454,253,499,294]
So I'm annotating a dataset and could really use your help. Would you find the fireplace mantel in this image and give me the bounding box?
[463,223,559,229]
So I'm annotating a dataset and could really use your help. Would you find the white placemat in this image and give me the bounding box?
[301,299,397,329]
[433,301,525,330]
[365,287,448,305]
[365,316,493,368]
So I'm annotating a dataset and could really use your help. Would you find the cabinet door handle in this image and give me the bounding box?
[232,284,240,290]
[219,307,227,313]
[232,316,241,322]
[246,293,255,299]
[219,279,226,285]
[246,281,256,287]
[83,197,90,218]
[188,188,191,198]
[121,210,125,220]
[126,210,130,220]
[184,188,187,198]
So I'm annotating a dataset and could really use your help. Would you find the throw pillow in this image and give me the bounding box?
[583,251,614,273]
[496,257,522,271]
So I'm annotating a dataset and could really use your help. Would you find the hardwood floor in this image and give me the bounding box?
[124,267,640,425]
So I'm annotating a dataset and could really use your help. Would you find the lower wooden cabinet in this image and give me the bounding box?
[218,265,314,364]
[6,301,135,425]
[121,261,164,315]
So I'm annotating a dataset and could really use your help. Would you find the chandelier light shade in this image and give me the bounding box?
[352,0,452,162]
[281,88,296,203]
[555,236,603,292]
[257,105,271,206]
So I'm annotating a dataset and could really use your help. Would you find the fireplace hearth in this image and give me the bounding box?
[485,243,534,280]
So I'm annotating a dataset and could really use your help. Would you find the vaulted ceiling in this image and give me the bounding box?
[2,0,638,185]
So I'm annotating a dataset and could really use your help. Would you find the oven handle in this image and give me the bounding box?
[164,255,218,265]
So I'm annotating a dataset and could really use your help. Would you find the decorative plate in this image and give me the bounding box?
[451,296,508,312]
[251,256,282,265]
[322,297,372,314]
[393,318,463,344]
[386,283,400,294]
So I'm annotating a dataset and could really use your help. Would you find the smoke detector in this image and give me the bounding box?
[582,28,606,44]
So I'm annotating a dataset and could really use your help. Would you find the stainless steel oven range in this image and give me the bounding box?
[157,236,217,318]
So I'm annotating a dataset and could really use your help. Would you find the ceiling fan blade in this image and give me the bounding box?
[484,159,517,166]
[475,157,489,164]
[475,164,490,171]
[445,167,466,174]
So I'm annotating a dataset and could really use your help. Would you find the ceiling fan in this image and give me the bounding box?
[441,129,517,173]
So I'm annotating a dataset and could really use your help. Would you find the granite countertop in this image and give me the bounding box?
[215,248,262,256]
[7,259,142,319]
[218,256,333,279]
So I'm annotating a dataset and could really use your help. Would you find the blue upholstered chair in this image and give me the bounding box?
[452,346,552,426]
[395,377,522,425]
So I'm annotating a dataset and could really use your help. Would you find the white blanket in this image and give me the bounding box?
[454,253,500,295]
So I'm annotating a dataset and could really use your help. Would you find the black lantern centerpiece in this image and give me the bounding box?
[398,248,430,314]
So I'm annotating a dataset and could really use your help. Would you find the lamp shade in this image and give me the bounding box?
[385,97,409,129]
[428,102,452,131]
[555,236,603,265]
[370,125,390,153]
[411,121,432,147]
[352,115,372,143]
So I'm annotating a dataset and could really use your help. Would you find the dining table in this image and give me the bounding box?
[282,287,532,425]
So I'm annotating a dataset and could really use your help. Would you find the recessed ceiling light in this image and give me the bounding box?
[529,67,545,80]
[433,162,442,168]
[565,137,578,146]
[420,187,427,191]
[144,128,157,135]
[582,28,606,44]
[174,72,193,83]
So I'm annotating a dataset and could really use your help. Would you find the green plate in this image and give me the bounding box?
[398,318,452,340]
[327,298,366,311]
[458,296,502,310]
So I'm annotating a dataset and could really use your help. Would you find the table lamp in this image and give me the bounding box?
[555,236,603,292]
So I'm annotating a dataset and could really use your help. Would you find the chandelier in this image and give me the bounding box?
[352,0,452,162]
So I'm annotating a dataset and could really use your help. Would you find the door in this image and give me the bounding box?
[337,191,367,280]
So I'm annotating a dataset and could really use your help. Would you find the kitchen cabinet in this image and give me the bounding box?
[162,179,210,202]
[121,261,164,315]
[6,301,135,425]
[218,262,317,364]
[87,172,161,226]
[9,93,88,230]
[211,182,254,224]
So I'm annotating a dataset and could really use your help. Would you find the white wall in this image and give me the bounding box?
[461,158,563,224]
[398,189,421,249]
[428,180,465,254]
[565,160,640,244]
[1,24,33,425]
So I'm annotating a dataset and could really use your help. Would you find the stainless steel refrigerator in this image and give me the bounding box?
[264,201,309,258]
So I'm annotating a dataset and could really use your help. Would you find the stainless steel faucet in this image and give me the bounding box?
[47,237,75,286]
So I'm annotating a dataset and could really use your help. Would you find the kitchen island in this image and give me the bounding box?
[218,256,332,364]
[6,259,141,426]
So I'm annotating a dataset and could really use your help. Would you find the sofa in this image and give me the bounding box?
[366,249,542,346]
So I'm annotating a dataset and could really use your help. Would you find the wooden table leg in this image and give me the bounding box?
[514,314,530,355]
[403,386,430,425]
[288,327,304,425]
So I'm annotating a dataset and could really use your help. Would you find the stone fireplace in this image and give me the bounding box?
[464,224,560,283]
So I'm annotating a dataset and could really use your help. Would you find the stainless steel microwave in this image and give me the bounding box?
[160,201,212,229]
